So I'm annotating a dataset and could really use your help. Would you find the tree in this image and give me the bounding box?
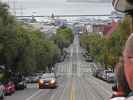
[80,16,130,69]
[0,1,61,74]
[53,27,74,53]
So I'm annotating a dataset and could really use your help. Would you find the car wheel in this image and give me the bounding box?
[23,84,26,89]
[0,97,3,100]
[22,85,26,90]
[0,95,4,100]
[39,85,43,89]
[52,86,57,89]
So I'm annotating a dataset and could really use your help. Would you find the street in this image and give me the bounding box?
[5,35,113,100]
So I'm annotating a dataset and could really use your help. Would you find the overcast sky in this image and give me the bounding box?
[67,0,112,3]
[1,0,114,16]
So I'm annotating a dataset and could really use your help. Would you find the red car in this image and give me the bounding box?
[4,81,15,95]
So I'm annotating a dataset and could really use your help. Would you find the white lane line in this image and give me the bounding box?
[50,88,59,100]
[71,47,73,57]
[89,77,111,95]
[59,79,70,100]
[25,90,43,100]
[50,79,69,100]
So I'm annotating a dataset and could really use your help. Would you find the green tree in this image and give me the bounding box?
[0,1,61,74]
[80,16,130,69]
[53,27,74,53]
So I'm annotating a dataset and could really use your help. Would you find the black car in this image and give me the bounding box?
[15,80,26,90]
[11,74,26,90]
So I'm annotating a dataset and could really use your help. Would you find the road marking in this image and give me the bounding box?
[25,89,43,100]
[71,48,73,57]
[89,77,111,95]
[59,79,69,100]
[50,78,69,100]
[70,80,75,100]
[50,87,60,100]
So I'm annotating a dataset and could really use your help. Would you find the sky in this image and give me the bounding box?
[67,0,112,3]
[1,0,114,16]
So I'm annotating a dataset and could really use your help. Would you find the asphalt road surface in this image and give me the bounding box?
[5,35,113,100]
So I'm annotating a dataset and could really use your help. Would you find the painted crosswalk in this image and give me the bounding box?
[56,63,72,74]
[56,61,97,76]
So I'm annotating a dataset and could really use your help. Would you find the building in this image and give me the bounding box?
[103,20,119,38]
[55,19,67,27]
[85,24,93,33]
[92,24,106,35]
[27,22,59,38]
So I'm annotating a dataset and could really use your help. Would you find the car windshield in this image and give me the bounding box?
[106,71,113,73]
[0,0,133,100]
[41,74,55,79]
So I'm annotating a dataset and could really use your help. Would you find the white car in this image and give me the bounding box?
[26,75,40,83]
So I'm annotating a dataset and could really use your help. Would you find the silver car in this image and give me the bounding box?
[102,70,115,82]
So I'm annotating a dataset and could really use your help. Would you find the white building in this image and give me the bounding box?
[85,24,93,33]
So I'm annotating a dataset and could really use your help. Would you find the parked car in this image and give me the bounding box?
[35,73,43,77]
[102,70,115,82]
[58,50,68,62]
[93,68,105,77]
[97,70,105,79]
[26,75,40,83]
[58,55,65,62]
[0,82,5,100]
[12,74,26,90]
[4,81,15,95]
[15,80,26,90]
[83,53,93,62]
[86,56,93,62]
[93,68,115,83]
[106,72,115,83]
[82,52,89,58]
[25,77,30,83]
[38,73,57,89]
